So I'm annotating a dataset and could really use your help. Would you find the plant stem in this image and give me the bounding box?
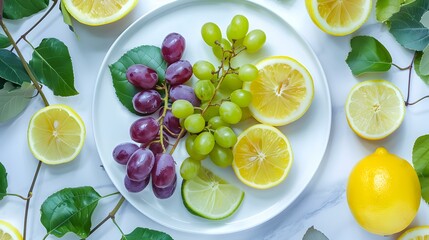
[405,53,417,106]
[11,0,58,50]
[112,218,126,238]
[87,196,126,237]
[0,19,49,107]
[169,128,186,155]
[23,161,42,240]
[392,63,412,71]
[3,193,31,200]
[101,191,120,199]
[406,95,429,105]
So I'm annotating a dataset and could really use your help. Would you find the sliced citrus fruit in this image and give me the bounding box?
[27,104,86,165]
[345,80,405,140]
[62,0,139,26]
[0,220,22,240]
[398,226,429,240]
[232,124,293,189]
[243,56,314,126]
[305,0,372,36]
[181,167,244,220]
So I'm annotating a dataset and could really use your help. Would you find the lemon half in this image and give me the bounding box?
[0,220,22,240]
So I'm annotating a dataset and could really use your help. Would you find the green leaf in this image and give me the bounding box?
[122,227,174,240]
[30,38,78,96]
[59,1,77,37]
[3,0,49,19]
[412,135,429,204]
[109,45,167,114]
[376,0,402,22]
[0,34,11,49]
[389,0,429,51]
[303,226,330,240]
[420,45,429,75]
[0,162,7,201]
[346,36,392,75]
[421,11,429,28]
[0,49,31,85]
[0,82,35,123]
[414,51,429,84]
[40,186,101,239]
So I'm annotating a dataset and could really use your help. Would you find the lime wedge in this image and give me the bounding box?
[181,167,244,220]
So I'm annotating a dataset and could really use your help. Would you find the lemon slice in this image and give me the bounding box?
[345,80,405,140]
[27,104,86,165]
[232,124,293,189]
[398,226,429,240]
[243,56,314,126]
[181,167,244,220]
[0,220,22,240]
[305,0,372,36]
[62,0,139,26]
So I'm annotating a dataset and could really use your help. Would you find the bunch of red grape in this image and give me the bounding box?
[112,32,199,199]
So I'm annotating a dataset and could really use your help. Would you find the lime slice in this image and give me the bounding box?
[181,167,244,220]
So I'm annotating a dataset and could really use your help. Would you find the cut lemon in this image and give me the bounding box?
[243,56,314,126]
[0,220,22,240]
[27,104,86,165]
[232,124,293,189]
[62,0,139,26]
[305,0,372,36]
[398,226,429,240]
[181,167,244,220]
[345,80,405,140]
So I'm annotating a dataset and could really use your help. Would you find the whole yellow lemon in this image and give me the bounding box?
[347,147,421,235]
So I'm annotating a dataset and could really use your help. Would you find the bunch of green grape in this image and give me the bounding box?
[171,14,267,180]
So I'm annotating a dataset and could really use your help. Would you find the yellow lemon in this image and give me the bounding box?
[347,147,421,235]
[243,56,314,126]
[0,220,22,240]
[398,226,429,240]
[27,104,86,165]
[345,80,406,140]
[62,0,139,26]
[232,124,293,189]
[305,0,372,36]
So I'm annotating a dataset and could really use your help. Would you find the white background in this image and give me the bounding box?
[0,0,428,239]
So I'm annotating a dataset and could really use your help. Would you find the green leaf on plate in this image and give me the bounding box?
[3,0,48,20]
[389,0,429,51]
[0,34,11,49]
[414,51,429,84]
[0,49,31,85]
[30,38,78,96]
[59,1,77,37]
[346,36,392,75]
[412,135,429,204]
[122,227,174,240]
[40,186,101,239]
[0,82,35,123]
[109,45,167,114]
[376,0,402,22]
[0,162,7,201]
[303,226,330,240]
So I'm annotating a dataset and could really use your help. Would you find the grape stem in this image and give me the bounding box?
[169,128,186,155]
[158,84,170,153]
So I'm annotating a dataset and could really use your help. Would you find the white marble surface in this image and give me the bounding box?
[1,0,428,239]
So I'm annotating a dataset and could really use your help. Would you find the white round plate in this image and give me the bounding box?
[93,0,332,235]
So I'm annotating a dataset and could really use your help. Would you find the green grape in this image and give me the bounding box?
[243,29,266,53]
[201,103,220,121]
[208,116,229,130]
[227,15,249,41]
[219,101,242,124]
[195,80,215,101]
[214,126,237,148]
[240,107,252,122]
[212,38,232,60]
[194,132,215,155]
[220,74,242,94]
[193,60,216,80]
[230,89,252,107]
[209,144,233,168]
[171,99,194,119]
[184,114,205,133]
[238,64,259,82]
[201,22,222,47]
[185,135,207,160]
[180,157,201,180]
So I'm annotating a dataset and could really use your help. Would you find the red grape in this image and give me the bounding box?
[130,117,160,144]
[126,149,155,181]
[112,142,139,165]
[126,64,158,89]
[162,33,185,64]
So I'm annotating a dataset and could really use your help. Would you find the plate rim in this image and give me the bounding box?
[92,0,332,235]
